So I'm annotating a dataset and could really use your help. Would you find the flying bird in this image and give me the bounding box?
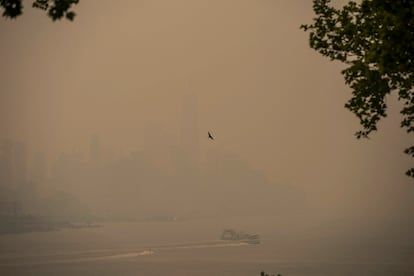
[208,131,214,140]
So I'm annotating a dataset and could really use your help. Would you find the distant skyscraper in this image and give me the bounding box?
[180,92,200,170]
[0,139,13,187]
[90,133,101,165]
[31,152,46,183]
[13,141,28,184]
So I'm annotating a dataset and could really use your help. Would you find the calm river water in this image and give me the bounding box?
[0,215,413,276]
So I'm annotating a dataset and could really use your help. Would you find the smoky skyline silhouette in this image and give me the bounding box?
[0,2,413,275]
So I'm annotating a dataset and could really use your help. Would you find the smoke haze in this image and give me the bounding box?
[0,1,413,275]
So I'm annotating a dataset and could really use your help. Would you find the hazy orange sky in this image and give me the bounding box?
[1,0,413,218]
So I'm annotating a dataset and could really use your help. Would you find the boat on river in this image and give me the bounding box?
[220,229,260,244]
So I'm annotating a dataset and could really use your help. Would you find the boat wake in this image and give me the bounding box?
[0,240,252,266]
[84,249,156,261]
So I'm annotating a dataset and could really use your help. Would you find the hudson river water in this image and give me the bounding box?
[0,215,413,276]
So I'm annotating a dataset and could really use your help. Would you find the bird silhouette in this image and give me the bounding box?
[208,131,214,140]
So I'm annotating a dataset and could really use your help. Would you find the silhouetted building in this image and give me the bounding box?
[179,92,200,172]
[13,141,28,185]
[0,198,23,216]
[142,123,175,173]
[90,133,101,165]
[31,152,46,183]
[0,139,13,188]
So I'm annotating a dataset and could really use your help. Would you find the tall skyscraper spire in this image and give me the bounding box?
[180,91,200,169]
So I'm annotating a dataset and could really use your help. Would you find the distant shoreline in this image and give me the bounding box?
[0,215,101,235]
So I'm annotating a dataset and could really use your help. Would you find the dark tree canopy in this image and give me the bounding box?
[301,0,414,177]
[1,0,79,21]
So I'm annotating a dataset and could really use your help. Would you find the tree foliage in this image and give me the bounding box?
[301,0,414,177]
[1,0,79,21]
